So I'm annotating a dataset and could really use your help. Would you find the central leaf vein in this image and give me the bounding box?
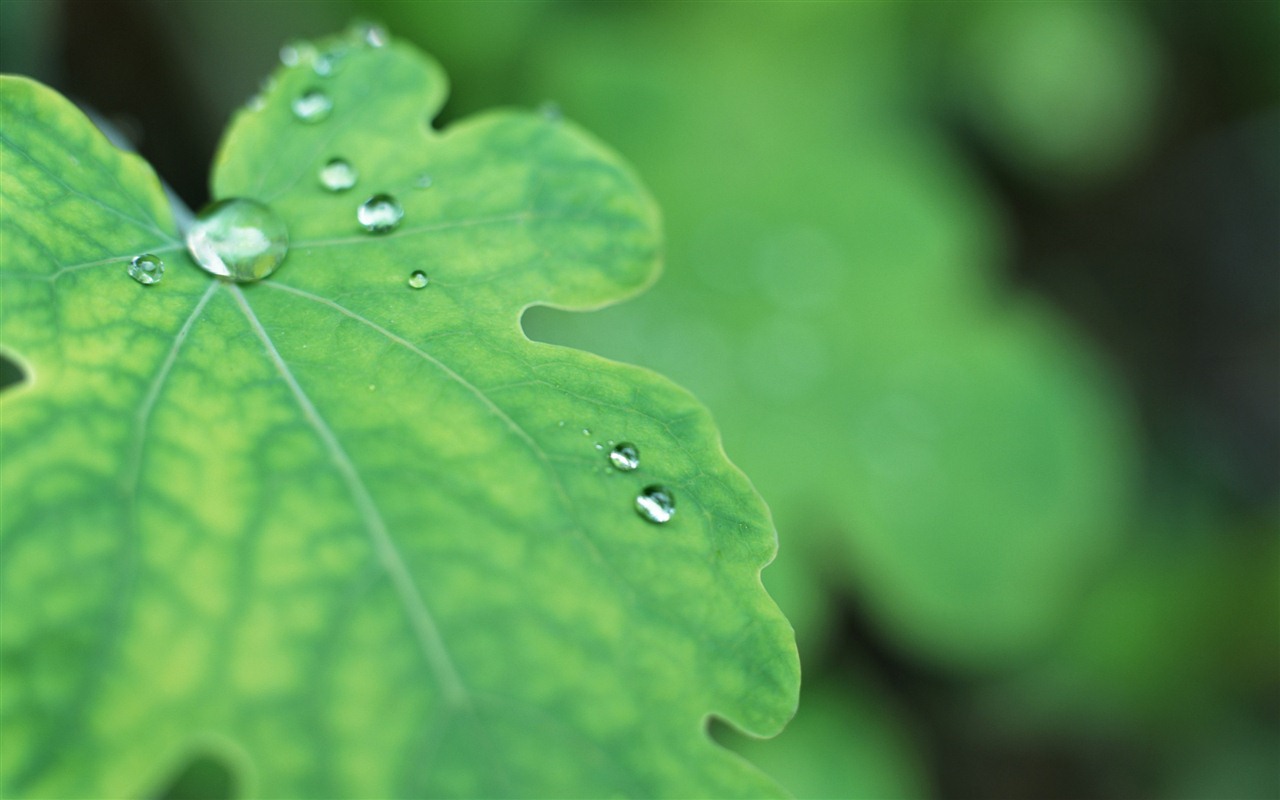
[229,283,470,708]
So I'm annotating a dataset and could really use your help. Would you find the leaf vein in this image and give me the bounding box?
[229,283,471,708]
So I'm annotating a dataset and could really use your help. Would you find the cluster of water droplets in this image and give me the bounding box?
[279,25,444,285]
[566,428,674,524]
[603,441,672,523]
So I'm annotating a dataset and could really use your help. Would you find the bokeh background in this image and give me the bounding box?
[3,1,1277,797]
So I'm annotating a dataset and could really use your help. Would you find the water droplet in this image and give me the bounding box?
[609,443,640,471]
[594,442,604,451]
[318,158,358,192]
[353,22,389,48]
[635,485,675,524]
[558,421,566,427]
[292,89,332,123]
[407,270,429,289]
[414,173,433,189]
[312,52,342,77]
[127,253,164,285]
[582,428,591,436]
[246,94,266,112]
[279,40,316,67]
[186,198,289,282]
[357,194,403,233]
[539,101,563,122]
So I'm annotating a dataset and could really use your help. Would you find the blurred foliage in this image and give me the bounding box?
[2,1,1276,797]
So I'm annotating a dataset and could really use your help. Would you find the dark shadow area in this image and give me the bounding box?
[152,753,237,800]
[57,0,217,210]
[0,354,27,393]
[947,4,1280,518]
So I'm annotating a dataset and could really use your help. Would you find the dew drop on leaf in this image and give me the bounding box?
[279,40,316,67]
[186,198,289,282]
[407,270,429,289]
[318,158,358,192]
[313,53,341,77]
[609,443,640,471]
[635,485,675,524]
[539,101,563,122]
[354,22,389,48]
[357,194,404,233]
[127,253,164,285]
[292,89,333,122]
[414,173,433,189]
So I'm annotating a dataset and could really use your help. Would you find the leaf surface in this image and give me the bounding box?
[0,31,797,798]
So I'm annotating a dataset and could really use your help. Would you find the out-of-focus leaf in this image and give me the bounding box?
[937,0,1164,186]
[715,673,930,800]
[520,3,1136,667]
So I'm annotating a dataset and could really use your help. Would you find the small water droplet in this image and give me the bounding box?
[582,428,591,436]
[279,40,316,67]
[292,89,333,122]
[539,101,563,122]
[353,22,389,48]
[127,253,164,285]
[312,52,340,77]
[609,443,640,471]
[318,158,358,192]
[412,173,433,190]
[594,442,604,451]
[635,485,675,524]
[186,198,289,282]
[558,421,566,427]
[407,270,429,289]
[357,194,403,233]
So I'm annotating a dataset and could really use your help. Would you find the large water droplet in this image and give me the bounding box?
[186,198,289,282]
[609,443,639,471]
[407,270,429,289]
[357,194,403,233]
[319,158,358,192]
[127,253,164,285]
[635,485,675,524]
[292,89,332,122]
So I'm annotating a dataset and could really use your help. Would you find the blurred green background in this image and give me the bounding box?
[3,1,1276,797]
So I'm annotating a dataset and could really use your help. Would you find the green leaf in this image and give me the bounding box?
[942,1,1163,187]
[0,30,798,799]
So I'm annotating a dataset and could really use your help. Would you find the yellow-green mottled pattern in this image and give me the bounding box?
[0,34,798,799]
